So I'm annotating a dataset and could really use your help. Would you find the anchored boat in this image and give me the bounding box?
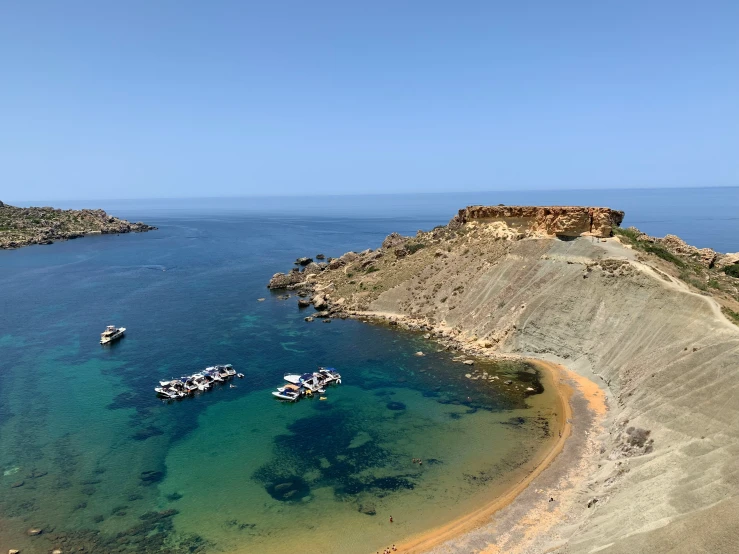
[272,384,305,401]
[100,325,125,345]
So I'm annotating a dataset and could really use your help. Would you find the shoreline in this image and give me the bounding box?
[393,359,605,554]
[345,312,607,554]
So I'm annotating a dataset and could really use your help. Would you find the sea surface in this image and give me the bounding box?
[1,187,737,554]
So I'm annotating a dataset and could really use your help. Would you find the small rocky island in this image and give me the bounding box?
[0,200,156,249]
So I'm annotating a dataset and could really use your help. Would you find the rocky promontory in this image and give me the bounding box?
[0,201,157,249]
[267,204,739,553]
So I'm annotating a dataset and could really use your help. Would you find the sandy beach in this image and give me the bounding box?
[375,355,607,554]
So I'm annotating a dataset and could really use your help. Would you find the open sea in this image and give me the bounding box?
[1,187,737,553]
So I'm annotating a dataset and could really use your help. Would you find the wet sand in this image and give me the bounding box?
[390,359,606,554]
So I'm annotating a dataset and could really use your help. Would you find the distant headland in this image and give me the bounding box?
[0,200,156,249]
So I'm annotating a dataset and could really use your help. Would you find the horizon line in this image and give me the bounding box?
[6,184,739,205]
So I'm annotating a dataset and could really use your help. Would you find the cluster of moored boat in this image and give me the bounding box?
[272,367,342,401]
[155,364,244,399]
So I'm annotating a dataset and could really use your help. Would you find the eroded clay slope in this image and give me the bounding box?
[370,237,739,553]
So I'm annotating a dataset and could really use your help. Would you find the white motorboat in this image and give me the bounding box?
[191,374,211,391]
[317,367,342,384]
[100,325,126,345]
[213,366,231,379]
[272,384,303,401]
[155,386,184,399]
[283,372,325,392]
[204,367,224,382]
[283,372,306,385]
[220,364,236,376]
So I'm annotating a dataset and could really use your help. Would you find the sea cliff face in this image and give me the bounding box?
[0,202,156,249]
[450,205,624,238]
[268,206,739,553]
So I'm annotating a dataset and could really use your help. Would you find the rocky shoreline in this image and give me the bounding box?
[0,200,156,249]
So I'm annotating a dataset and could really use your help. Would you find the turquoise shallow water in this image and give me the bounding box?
[0,212,559,553]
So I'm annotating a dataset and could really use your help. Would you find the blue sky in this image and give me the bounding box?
[1,1,738,201]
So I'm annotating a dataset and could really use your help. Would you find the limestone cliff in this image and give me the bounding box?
[450,205,624,238]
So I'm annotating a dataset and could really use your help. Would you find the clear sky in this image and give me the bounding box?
[1,1,738,201]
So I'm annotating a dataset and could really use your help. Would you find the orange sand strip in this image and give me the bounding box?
[392,359,606,554]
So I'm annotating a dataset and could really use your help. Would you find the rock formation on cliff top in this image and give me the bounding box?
[450,205,625,238]
[0,202,156,249]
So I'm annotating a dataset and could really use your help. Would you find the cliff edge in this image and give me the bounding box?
[450,205,624,238]
[268,205,739,553]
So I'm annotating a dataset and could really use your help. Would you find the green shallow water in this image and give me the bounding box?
[0,212,560,554]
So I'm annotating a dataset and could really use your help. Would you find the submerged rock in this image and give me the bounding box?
[265,477,310,502]
[358,502,377,516]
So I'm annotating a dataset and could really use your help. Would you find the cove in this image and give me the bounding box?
[0,212,561,554]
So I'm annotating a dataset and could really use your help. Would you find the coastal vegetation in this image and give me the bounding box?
[613,225,739,312]
[0,200,156,249]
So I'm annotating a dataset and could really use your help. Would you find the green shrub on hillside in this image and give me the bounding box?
[724,264,739,278]
[641,243,686,268]
[722,306,739,325]
[406,242,426,254]
[613,226,641,242]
